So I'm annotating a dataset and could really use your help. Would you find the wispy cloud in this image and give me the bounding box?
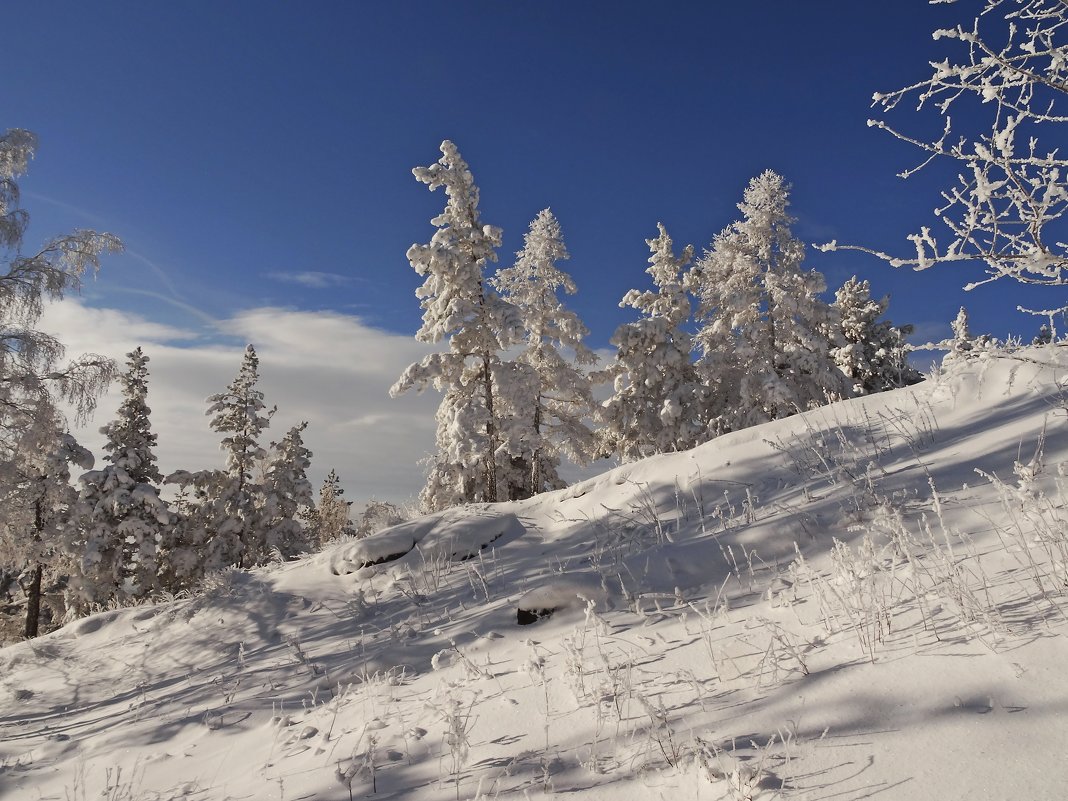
[23,191,112,227]
[124,249,187,300]
[106,287,220,329]
[264,271,360,289]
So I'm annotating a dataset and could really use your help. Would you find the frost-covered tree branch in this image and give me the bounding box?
[819,0,1068,313]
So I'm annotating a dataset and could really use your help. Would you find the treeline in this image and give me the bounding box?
[4,344,359,634]
[393,142,922,511]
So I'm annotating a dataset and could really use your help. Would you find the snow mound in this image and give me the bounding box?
[329,508,525,575]
[395,508,524,564]
[329,515,440,573]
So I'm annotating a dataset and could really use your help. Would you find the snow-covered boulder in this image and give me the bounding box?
[515,573,607,624]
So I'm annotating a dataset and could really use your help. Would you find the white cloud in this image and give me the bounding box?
[38,300,439,504]
[263,271,359,289]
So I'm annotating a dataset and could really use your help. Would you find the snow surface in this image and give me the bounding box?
[3,348,1068,800]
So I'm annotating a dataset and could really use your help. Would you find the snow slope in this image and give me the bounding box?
[3,348,1068,800]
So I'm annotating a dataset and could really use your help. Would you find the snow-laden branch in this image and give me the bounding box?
[824,0,1068,314]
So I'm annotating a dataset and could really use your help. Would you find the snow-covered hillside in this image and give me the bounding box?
[3,349,1068,800]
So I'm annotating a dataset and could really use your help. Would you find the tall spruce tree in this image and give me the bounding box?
[391,141,521,511]
[259,422,314,559]
[600,224,705,461]
[69,348,173,610]
[689,171,848,431]
[166,344,273,572]
[830,277,921,394]
[492,209,597,497]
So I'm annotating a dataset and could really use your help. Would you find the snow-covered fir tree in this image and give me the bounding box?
[258,422,314,559]
[415,386,497,511]
[491,209,597,497]
[156,483,204,592]
[950,306,973,356]
[68,348,173,610]
[166,344,274,573]
[491,361,542,500]
[830,277,921,394]
[599,224,705,461]
[390,141,521,511]
[312,469,355,544]
[689,171,849,431]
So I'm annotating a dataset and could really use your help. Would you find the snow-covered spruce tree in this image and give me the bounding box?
[689,171,849,431]
[599,224,705,461]
[831,277,922,394]
[258,422,314,560]
[951,305,973,356]
[491,209,598,497]
[156,482,205,592]
[415,386,494,511]
[491,361,542,500]
[390,141,521,511]
[166,344,274,573]
[819,0,1068,317]
[943,304,985,364]
[0,128,121,635]
[313,469,355,544]
[68,348,173,611]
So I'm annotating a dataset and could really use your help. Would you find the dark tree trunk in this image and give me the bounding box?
[530,402,543,497]
[24,564,42,639]
[24,491,47,639]
[483,352,498,503]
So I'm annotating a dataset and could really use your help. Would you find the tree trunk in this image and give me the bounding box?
[24,564,42,639]
[530,402,542,497]
[766,289,777,369]
[482,352,498,502]
[25,492,45,639]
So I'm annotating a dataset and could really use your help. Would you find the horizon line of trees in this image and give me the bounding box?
[393,142,924,512]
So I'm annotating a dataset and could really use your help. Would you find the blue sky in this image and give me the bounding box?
[7,2,1060,499]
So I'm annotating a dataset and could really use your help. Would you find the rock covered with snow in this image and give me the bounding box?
[515,573,608,624]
